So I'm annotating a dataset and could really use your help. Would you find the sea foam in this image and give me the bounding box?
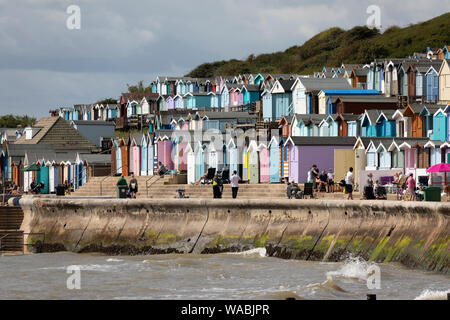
[414,289,450,300]
[226,247,267,257]
[326,255,375,281]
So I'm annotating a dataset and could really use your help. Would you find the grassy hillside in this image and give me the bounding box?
[186,13,450,77]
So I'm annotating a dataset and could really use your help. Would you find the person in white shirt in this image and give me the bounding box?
[344,167,354,200]
[230,170,240,199]
[327,169,335,193]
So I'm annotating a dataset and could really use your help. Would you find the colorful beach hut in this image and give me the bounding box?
[269,136,280,183]
[258,143,270,183]
[247,140,259,184]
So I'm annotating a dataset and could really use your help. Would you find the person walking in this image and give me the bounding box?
[327,169,335,193]
[129,174,138,199]
[406,173,416,201]
[230,170,240,199]
[344,167,354,200]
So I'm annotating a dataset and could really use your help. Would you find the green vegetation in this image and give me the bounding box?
[0,114,36,128]
[115,128,148,138]
[126,80,153,94]
[186,13,450,77]
[95,98,118,104]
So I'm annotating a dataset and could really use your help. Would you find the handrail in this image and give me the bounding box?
[100,164,128,196]
[145,171,171,197]
[0,233,9,254]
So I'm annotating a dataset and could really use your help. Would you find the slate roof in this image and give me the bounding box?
[356,137,430,149]
[336,96,397,103]
[298,78,352,91]
[352,68,369,76]
[406,103,425,113]
[242,84,261,92]
[335,113,360,122]
[420,104,446,115]
[71,120,115,127]
[290,136,357,146]
[14,117,96,148]
[77,153,111,165]
[363,109,395,124]
[121,93,156,102]
[200,112,257,120]
[277,79,296,92]
[293,114,328,125]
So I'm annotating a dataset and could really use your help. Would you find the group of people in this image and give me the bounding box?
[363,173,386,200]
[392,172,419,201]
[0,181,21,195]
[307,165,335,193]
[213,170,240,199]
[117,174,139,198]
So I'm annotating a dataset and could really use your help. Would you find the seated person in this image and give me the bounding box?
[157,162,167,176]
[374,180,387,199]
[318,170,328,192]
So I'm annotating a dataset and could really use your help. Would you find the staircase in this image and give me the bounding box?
[71,175,289,199]
[0,206,24,253]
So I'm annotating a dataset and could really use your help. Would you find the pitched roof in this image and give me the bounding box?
[352,68,369,76]
[277,79,296,92]
[242,84,261,92]
[14,117,96,148]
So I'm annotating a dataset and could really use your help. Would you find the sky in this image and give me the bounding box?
[0,0,448,118]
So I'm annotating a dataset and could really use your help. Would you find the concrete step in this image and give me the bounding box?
[0,231,24,252]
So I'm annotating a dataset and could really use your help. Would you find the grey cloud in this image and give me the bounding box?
[0,0,448,116]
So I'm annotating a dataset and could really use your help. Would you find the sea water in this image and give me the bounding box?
[0,250,448,300]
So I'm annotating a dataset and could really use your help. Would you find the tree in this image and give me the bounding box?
[0,115,36,128]
[95,98,118,104]
[126,80,153,94]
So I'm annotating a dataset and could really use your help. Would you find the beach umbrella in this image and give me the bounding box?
[21,163,41,172]
[426,163,450,173]
[426,163,450,187]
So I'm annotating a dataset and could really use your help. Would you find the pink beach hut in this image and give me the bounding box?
[258,143,270,183]
[157,138,173,171]
[130,135,141,176]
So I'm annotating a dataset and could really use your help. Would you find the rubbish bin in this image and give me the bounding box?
[117,185,128,198]
[423,187,441,202]
[56,185,65,196]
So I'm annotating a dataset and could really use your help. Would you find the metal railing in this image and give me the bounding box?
[99,164,128,196]
[145,171,171,197]
[0,232,45,255]
[0,234,8,254]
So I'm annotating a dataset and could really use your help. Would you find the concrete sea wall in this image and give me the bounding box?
[19,196,449,274]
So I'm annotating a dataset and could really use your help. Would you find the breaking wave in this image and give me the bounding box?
[414,289,450,300]
[306,276,347,293]
[326,255,376,281]
[106,258,123,262]
[226,248,267,257]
